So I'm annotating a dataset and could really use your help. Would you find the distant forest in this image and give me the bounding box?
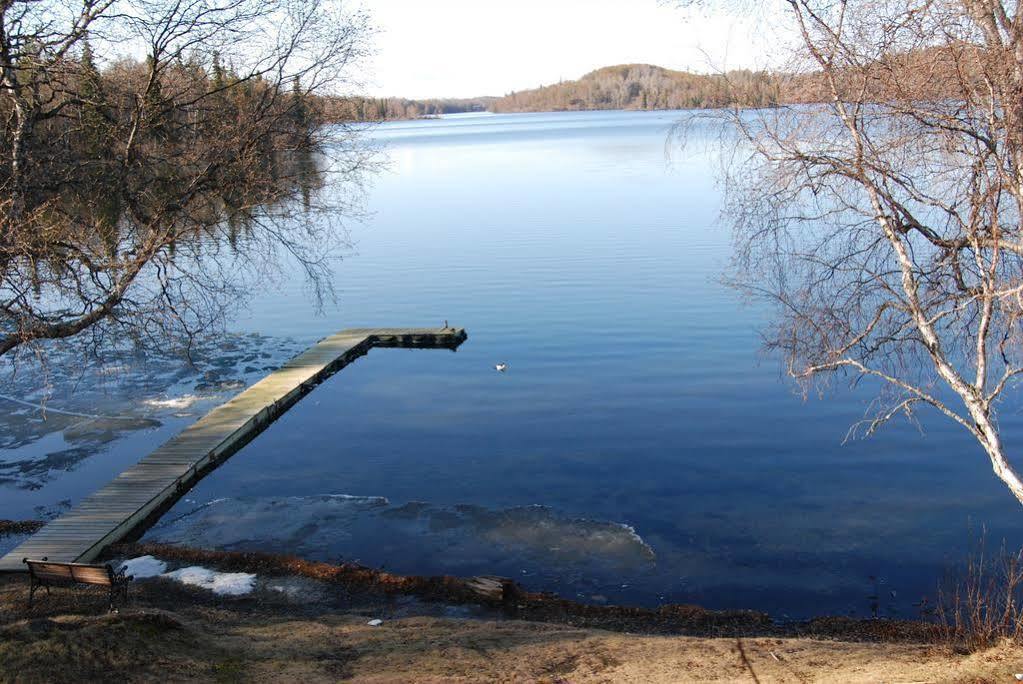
[317,95,496,122]
[317,64,792,122]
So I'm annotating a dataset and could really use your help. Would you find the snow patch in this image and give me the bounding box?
[119,555,167,578]
[162,566,256,595]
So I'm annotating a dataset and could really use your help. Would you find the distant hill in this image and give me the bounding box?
[491,64,782,113]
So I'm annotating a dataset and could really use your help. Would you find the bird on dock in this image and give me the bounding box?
[494,362,508,373]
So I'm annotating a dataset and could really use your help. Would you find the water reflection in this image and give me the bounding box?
[0,333,304,495]
[0,145,354,498]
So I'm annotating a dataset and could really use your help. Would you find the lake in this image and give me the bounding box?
[3,109,1022,619]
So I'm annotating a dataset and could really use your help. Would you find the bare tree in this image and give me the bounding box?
[0,0,371,360]
[675,0,1023,505]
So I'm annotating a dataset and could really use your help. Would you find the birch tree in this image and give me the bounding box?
[678,0,1023,505]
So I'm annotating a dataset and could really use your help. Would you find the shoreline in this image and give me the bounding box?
[1,542,1020,682]
[109,542,937,642]
[0,521,946,640]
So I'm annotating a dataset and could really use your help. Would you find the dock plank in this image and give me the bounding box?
[0,327,466,573]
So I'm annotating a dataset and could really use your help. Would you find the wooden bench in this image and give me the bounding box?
[23,557,132,610]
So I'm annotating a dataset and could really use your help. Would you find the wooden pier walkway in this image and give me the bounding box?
[0,327,467,573]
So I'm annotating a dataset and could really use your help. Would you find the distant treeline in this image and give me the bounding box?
[319,64,792,122]
[316,96,495,122]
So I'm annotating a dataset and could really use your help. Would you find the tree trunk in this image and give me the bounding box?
[974,409,1023,506]
[8,99,31,219]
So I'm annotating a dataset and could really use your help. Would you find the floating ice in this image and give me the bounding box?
[0,333,305,493]
[367,619,383,626]
[143,395,200,411]
[162,566,256,595]
[96,364,130,376]
[149,494,391,551]
[118,555,167,578]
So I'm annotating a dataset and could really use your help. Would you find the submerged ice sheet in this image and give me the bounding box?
[151,494,391,551]
[146,495,656,579]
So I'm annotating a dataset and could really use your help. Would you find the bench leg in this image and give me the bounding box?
[109,583,129,612]
[27,579,48,609]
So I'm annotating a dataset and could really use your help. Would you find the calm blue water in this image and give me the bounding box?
[4,110,1022,619]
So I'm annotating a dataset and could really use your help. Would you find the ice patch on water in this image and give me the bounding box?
[326,494,391,504]
[96,364,130,376]
[472,505,657,562]
[162,566,256,595]
[615,523,650,549]
[146,495,656,571]
[147,494,392,551]
[119,555,167,578]
[0,332,304,492]
[143,395,200,411]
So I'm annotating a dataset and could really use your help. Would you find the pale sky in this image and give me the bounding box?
[362,1,779,99]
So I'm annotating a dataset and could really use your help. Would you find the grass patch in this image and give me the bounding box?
[211,657,248,683]
[0,612,200,683]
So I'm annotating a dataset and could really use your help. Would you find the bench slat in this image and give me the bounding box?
[70,566,113,585]
[30,564,76,581]
[25,559,118,587]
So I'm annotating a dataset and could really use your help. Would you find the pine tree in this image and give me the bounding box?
[78,38,110,157]
[211,52,226,92]
[291,77,307,126]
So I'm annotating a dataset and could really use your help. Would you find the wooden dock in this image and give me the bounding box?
[0,327,467,573]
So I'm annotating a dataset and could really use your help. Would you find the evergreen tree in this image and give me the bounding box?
[78,38,110,157]
[211,52,226,92]
[291,76,308,129]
